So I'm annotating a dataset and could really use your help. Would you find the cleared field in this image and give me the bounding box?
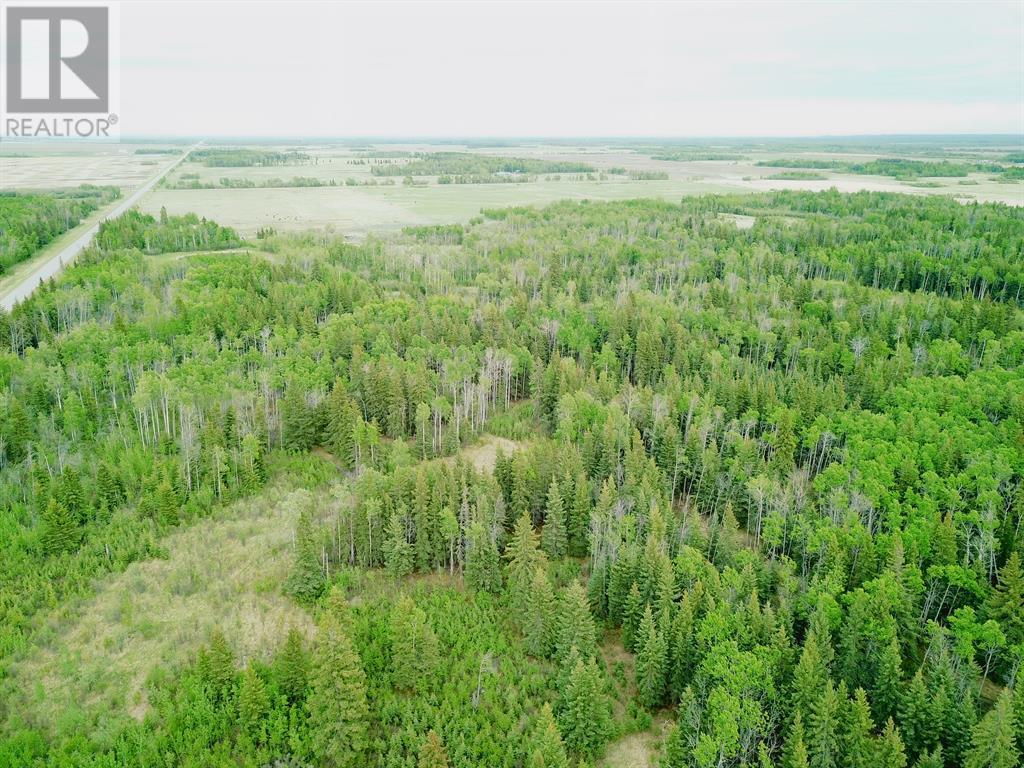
[138,177,739,237]
[7,142,1021,241]
[3,482,317,735]
[0,142,184,190]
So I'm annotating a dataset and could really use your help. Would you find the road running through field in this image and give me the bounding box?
[1,142,201,311]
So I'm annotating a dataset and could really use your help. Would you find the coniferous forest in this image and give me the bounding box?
[0,190,1022,768]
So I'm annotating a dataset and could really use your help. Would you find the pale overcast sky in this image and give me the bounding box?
[115,0,1022,137]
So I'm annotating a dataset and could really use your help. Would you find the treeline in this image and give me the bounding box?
[756,157,1006,179]
[701,189,1024,302]
[94,208,241,254]
[167,175,338,189]
[370,152,595,177]
[190,149,311,167]
[0,186,119,273]
[651,151,747,161]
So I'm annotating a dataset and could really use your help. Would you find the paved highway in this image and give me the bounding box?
[1,143,200,311]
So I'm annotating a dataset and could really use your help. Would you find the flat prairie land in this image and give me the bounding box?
[0,142,183,190]
[138,177,739,237]
[6,141,1021,239]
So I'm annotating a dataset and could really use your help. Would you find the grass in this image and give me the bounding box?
[0,432,522,740]
[599,712,673,768]
[2,482,318,738]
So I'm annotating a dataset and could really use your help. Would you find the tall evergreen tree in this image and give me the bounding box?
[622,581,644,653]
[527,703,569,768]
[40,496,77,556]
[390,595,439,691]
[871,636,904,726]
[986,552,1024,649]
[808,679,841,768]
[965,689,1020,768]
[307,605,369,768]
[876,719,908,768]
[506,512,546,621]
[558,653,612,759]
[792,631,827,723]
[524,566,556,658]
[841,687,875,768]
[287,505,326,605]
[553,581,597,663]
[383,510,413,578]
[541,478,567,558]
[785,711,811,768]
[275,627,309,704]
[898,668,936,760]
[238,667,269,742]
[465,521,501,594]
[635,604,667,710]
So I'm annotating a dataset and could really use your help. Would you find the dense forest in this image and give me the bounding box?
[0,186,120,274]
[0,190,1022,767]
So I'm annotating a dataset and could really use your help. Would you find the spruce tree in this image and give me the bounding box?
[622,581,644,653]
[792,631,826,723]
[383,511,413,578]
[391,595,439,691]
[57,467,85,524]
[911,747,943,768]
[541,478,567,558]
[785,711,811,768]
[506,512,546,621]
[276,627,309,704]
[201,628,236,700]
[808,679,841,768]
[841,687,875,768]
[568,472,591,557]
[238,667,269,742]
[635,604,667,710]
[965,689,1020,768]
[40,496,77,556]
[871,635,904,726]
[413,469,435,572]
[524,566,556,658]
[986,552,1024,649]
[281,385,315,453]
[554,581,597,663]
[286,506,326,605]
[465,521,501,594]
[558,654,611,759]
[527,703,569,768]
[418,729,450,768]
[607,546,637,624]
[898,668,936,760]
[308,606,369,768]
[668,595,694,703]
[876,719,908,768]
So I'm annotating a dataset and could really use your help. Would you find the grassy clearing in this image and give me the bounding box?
[1,431,520,737]
[3,482,318,736]
[448,433,521,473]
[599,712,673,768]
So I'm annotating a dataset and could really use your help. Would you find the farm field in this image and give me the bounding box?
[6,140,1021,243]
